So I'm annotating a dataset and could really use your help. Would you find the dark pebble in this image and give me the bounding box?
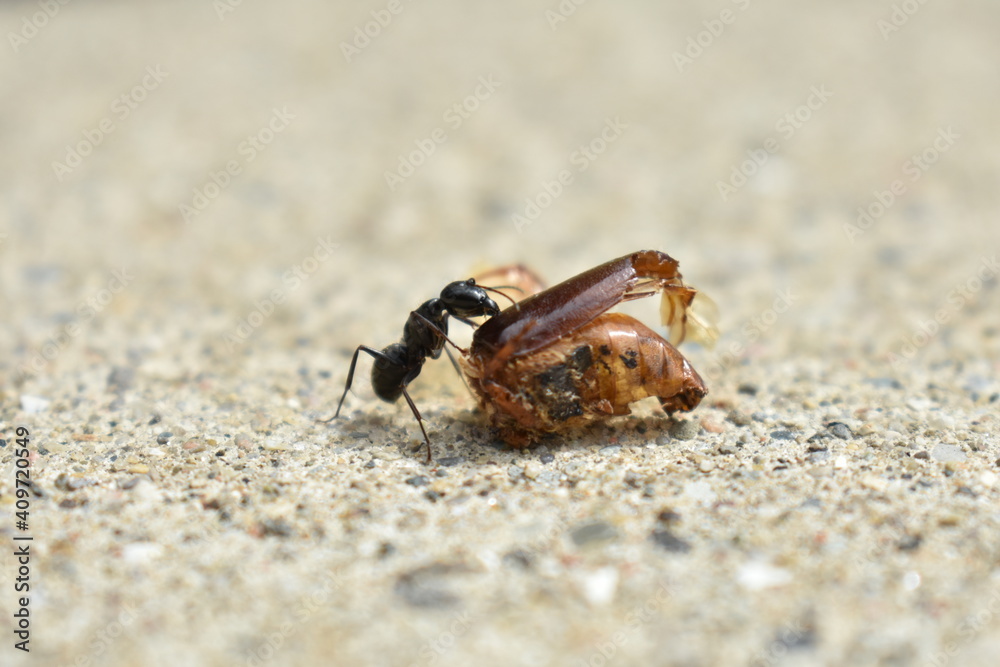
[502,549,533,569]
[897,535,922,551]
[650,529,692,553]
[260,518,294,538]
[751,411,768,422]
[363,460,376,469]
[424,490,442,502]
[59,498,82,509]
[956,486,977,498]
[669,420,700,440]
[656,510,682,525]
[827,422,853,440]
[55,473,92,491]
[156,432,173,445]
[107,366,136,391]
[406,475,430,487]
[436,456,465,467]
[394,564,464,609]
[148,415,162,425]
[540,453,555,464]
[913,451,930,460]
[0,439,5,448]
[863,377,903,389]
[727,410,752,426]
[26,480,47,498]
[770,430,796,440]
[738,383,759,396]
[570,521,619,546]
[378,542,396,558]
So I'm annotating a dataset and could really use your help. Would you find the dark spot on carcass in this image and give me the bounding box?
[619,350,638,369]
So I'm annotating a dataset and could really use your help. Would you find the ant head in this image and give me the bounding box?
[440,279,500,319]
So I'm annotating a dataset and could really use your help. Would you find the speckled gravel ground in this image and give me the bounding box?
[2,2,1000,666]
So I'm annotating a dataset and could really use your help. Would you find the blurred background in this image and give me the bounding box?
[2,0,998,385]
[2,1,1000,665]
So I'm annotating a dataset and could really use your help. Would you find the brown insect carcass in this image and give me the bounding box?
[462,249,718,447]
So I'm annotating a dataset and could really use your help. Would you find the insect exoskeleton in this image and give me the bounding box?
[462,250,717,446]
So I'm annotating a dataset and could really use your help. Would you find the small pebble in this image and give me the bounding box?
[540,453,555,464]
[737,383,759,396]
[727,410,752,426]
[669,420,700,440]
[578,567,619,606]
[931,444,967,463]
[106,366,136,391]
[599,445,622,455]
[502,549,533,569]
[570,521,619,546]
[650,529,692,553]
[770,430,796,441]
[535,471,560,485]
[698,460,714,473]
[507,465,524,480]
[827,422,853,440]
[436,456,465,467]
[807,451,831,464]
[701,419,724,434]
[156,432,173,445]
[864,377,902,389]
[20,395,51,414]
[406,475,430,487]
[260,518,293,538]
[913,451,930,460]
[55,473,92,491]
[523,462,542,480]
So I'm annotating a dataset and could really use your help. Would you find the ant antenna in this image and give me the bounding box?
[479,284,521,307]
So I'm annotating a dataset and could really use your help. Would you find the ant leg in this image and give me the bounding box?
[450,314,481,331]
[411,311,469,354]
[319,345,386,423]
[444,345,474,397]
[400,386,433,463]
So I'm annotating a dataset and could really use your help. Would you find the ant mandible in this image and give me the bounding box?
[331,278,504,462]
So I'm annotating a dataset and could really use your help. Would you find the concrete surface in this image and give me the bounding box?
[1,1,999,666]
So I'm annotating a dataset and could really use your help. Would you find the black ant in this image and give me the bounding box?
[330,278,506,462]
